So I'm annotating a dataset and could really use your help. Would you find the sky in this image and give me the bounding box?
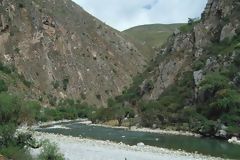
[72,0,208,31]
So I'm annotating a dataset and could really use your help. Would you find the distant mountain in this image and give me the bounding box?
[123,24,184,59]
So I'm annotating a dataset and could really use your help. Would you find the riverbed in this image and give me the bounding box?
[34,120,240,159]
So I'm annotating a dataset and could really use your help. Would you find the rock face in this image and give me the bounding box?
[0,0,146,106]
[193,70,203,86]
[142,0,240,100]
[147,53,189,100]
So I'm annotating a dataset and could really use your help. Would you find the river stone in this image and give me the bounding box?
[137,142,145,147]
[152,124,157,129]
[216,129,227,138]
[228,137,240,145]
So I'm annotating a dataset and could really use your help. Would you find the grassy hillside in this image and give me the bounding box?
[123,24,184,59]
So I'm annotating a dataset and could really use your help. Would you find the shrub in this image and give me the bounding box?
[0,93,22,124]
[48,94,57,106]
[221,113,240,130]
[234,52,240,66]
[221,64,238,79]
[226,126,240,135]
[0,146,33,160]
[18,101,41,124]
[52,81,60,89]
[179,18,200,33]
[38,140,64,160]
[199,73,229,101]
[0,124,35,160]
[199,120,217,136]
[0,123,16,146]
[0,63,12,74]
[96,94,102,100]
[62,78,69,91]
[77,106,95,119]
[18,74,31,88]
[19,3,24,8]
[235,43,240,49]
[0,80,8,92]
[193,60,204,70]
[212,89,240,108]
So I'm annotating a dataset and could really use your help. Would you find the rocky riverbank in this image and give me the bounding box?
[31,132,226,160]
[32,119,201,137]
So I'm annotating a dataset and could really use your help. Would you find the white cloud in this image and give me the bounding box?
[72,0,208,31]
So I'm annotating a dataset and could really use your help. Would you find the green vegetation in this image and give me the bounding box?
[90,99,135,126]
[0,92,35,159]
[179,18,200,33]
[0,62,32,89]
[36,99,94,121]
[36,98,135,127]
[192,59,205,70]
[62,77,69,91]
[0,91,65,159]
[0,62,13,74]
[139,71,195,129]
[208,35,240,56]
[0,79,8,92]
[38,140,64,160]
[123,23,184,59]
[52,80,60,89]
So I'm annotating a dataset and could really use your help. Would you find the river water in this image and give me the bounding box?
[36,121,240,159]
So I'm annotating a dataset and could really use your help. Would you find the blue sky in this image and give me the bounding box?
[72,0,208,31]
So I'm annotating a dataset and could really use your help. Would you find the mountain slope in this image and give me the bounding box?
[123,24,184,59]
[115,0,240,138]
[0,0,146,106]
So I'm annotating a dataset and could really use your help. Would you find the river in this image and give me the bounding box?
[36,120,240,160]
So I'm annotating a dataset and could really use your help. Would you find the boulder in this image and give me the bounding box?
[220,23,237,42]
[228,137,240,145]
[193,70,203,86]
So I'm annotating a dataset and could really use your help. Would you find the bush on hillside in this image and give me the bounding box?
[18,101,41,124]
[234,52,240,66]
[199,73,229,102]
[210,89,240,113]
[0,63,12,74]
[0,93,22,124]
[0,80,8,92]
